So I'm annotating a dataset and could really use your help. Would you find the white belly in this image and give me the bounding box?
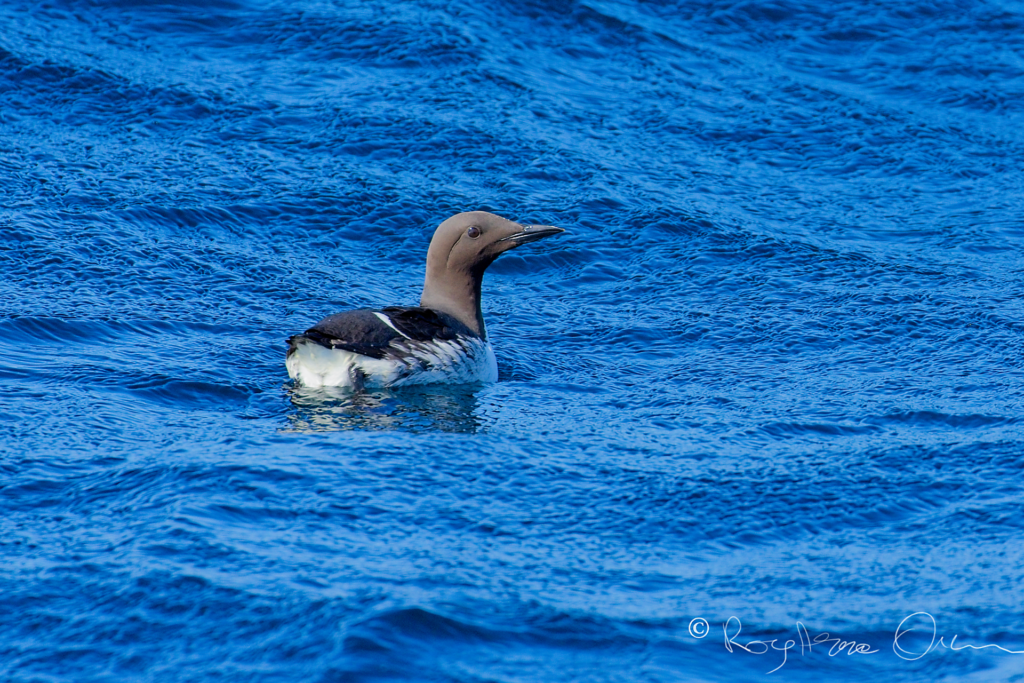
[286,336,498,389]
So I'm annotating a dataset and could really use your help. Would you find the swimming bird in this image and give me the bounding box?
[286,211,564,389]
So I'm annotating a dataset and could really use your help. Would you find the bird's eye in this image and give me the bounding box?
[467,226,481,239]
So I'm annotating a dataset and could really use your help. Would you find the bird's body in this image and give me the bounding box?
[286,211,563,389]
[286,307,497,389]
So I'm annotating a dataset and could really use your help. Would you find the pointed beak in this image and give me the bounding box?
[497,224,565,247]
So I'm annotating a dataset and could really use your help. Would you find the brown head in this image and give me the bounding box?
[419,211,564,338]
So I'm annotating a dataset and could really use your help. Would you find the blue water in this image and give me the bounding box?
[3,0,1024,680]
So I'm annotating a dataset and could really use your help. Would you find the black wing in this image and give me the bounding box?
[287,307,474,360]
[380,306,475,341]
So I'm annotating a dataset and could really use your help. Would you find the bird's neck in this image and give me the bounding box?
[420,266,487,339]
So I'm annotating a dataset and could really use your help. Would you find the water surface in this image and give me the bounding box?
[3,0,1024,680]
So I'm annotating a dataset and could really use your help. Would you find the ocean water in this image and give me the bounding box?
[3,0,1024,680]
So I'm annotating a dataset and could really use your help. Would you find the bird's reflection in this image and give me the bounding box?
[284,384,484,433]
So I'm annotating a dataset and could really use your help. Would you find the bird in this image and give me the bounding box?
[286,211,564,389]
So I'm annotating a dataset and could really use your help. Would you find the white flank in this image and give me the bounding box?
[286,336,498,389]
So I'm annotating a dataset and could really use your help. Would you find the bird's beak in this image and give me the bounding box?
[497,224,565,247]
